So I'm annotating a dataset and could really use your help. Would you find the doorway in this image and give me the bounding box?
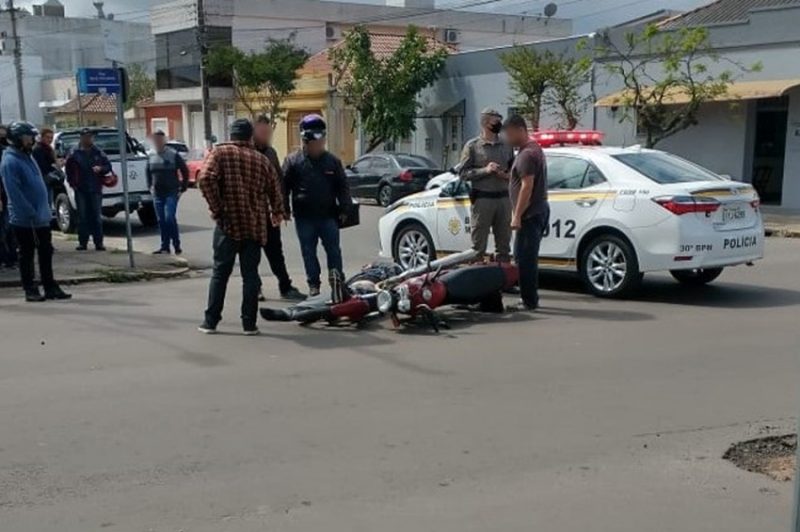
[751,97,788,204]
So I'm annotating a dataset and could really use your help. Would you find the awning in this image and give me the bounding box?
[595,79,800,107]
[417,99,465,118]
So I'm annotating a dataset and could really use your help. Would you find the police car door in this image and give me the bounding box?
[541,155,610,260]
[435,179,472,253]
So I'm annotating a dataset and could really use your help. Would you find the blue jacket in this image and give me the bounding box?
[0,147,52,228]
[65,145,112,194]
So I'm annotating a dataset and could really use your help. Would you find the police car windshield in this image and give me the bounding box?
[612,152,724,184]
[395,155,437,169]
[59,131,131,156]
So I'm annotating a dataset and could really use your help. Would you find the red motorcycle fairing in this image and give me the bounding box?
[405,276,448,316]
[499,262,520,290]
[330,297,374,322]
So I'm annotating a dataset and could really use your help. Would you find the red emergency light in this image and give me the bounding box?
[532,130,604,148]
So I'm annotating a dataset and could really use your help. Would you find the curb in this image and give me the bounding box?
[0,267,191,289]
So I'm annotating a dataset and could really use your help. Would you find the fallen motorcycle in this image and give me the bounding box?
[258,250,477,327]
[375,254,520,332]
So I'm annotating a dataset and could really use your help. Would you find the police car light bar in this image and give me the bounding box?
[532,130,604,147]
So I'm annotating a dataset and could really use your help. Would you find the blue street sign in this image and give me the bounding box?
[77,68,121,95]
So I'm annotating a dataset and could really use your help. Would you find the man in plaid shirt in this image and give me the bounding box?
[198,119,285,335]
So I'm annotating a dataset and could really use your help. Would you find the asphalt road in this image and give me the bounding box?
[1,193,799,531]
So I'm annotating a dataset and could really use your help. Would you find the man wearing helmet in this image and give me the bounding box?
[0,121,71,302]
[64,128,112,251]
[282,114,353,297]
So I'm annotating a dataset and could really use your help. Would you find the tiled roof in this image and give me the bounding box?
[659,0,800,29]
[303,32,450,74]
[52,93,118,114]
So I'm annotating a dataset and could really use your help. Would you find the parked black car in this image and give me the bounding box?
[346,153,441,207]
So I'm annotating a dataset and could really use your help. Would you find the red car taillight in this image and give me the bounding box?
[398,170,413,183]
[652,196,721,215]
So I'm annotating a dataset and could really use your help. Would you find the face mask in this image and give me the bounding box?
[489,122,502,134]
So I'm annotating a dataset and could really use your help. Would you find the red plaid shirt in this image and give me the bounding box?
[199,141,285,245]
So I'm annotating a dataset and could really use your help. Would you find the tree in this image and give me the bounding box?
[329,25,448,153]
[206,38,309,120]
[125,63,155,110]
[500,47,560,130]
[596,24,760,148]
[546,55,592,130]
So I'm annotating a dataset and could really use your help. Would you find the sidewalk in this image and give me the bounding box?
[763,207,800,238]
[0,234,191,288]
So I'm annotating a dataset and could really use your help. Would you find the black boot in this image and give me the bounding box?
[45,285,72,300]
[25,287,46,302]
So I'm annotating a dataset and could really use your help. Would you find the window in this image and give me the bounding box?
[156,27,233,90]
[353,157,373,174]
[371,157,392,173]
[57,131,134,156]
[151,118,169,136]
[547,156,606,190]
[612,152,724,184]
[441,179,470,198]
[395,155,437,169]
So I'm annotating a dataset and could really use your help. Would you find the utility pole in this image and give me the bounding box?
[75,72,84,127]
[196,0,212,149]
[8,0,26,121]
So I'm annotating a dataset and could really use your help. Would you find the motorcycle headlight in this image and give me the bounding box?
[377,290,393,313]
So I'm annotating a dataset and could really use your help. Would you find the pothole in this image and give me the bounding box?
[723,434,796,482]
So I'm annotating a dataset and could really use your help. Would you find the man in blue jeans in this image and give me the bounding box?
[146,130,189,254]
[64,128,111,251]
[282,115,352,297]
[504,114,550,311]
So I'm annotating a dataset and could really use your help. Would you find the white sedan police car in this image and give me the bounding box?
[378,146,764,297]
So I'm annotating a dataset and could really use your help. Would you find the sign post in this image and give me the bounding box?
[77,67,134,268]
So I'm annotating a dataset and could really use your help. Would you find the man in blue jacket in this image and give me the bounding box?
[64,128,112,251]
[0,122,71,302]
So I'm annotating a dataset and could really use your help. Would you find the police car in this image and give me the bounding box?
[378,135,764,297]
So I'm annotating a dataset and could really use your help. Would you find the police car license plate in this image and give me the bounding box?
[722,205,745,223]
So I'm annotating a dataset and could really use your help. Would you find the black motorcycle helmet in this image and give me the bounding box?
[7,121,39,149]
[299,114,326,142]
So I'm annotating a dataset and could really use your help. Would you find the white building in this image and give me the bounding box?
[0,0,154,125]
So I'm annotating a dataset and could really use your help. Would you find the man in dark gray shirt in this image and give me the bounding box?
[504,115,550,311]
[146,130,189,254]
[458,108,515,262]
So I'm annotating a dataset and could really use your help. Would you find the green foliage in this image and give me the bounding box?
[125,63,155,110]
[546,56,593,130]
[597,24,760,148]
[330,26,448,153]
[207,38,309,120]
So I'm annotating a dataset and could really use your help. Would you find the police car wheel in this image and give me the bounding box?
[137,205,158,227]
[670,268,724,286]
[392,223,435,271]
[378,185,394,207]
[580,234,641,298]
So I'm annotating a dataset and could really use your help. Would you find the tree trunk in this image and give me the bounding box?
[365,137,384,153]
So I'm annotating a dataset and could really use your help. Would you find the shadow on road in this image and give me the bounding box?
[540,271,800,309]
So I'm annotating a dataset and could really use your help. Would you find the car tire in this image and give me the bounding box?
[392,223,435,271]
[670,267,724,286]
[580,234,642,298]
[137,204,158,227]
[55,192,77,234]
[378,185,394,207]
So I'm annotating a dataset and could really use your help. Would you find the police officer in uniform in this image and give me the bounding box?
[458,108,514,262]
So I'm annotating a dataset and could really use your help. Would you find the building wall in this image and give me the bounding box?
[783,88,800,209]
[0,55,44,124]
[144,105,184,139]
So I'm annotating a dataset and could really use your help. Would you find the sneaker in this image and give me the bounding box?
[75,245,87,251]
[152,249,170,255]
[44,286,72,300]
[308,286,321,297]
[197,323,218,334]
[25,288,46,302]
[95,245,107,252]
[174,248,183,256]
[280,286,306,301]
[243,327,260,336]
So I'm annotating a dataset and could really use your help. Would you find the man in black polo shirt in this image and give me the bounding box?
[504,115,550,311]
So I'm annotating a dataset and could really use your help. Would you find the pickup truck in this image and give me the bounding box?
[51,127,155,233]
